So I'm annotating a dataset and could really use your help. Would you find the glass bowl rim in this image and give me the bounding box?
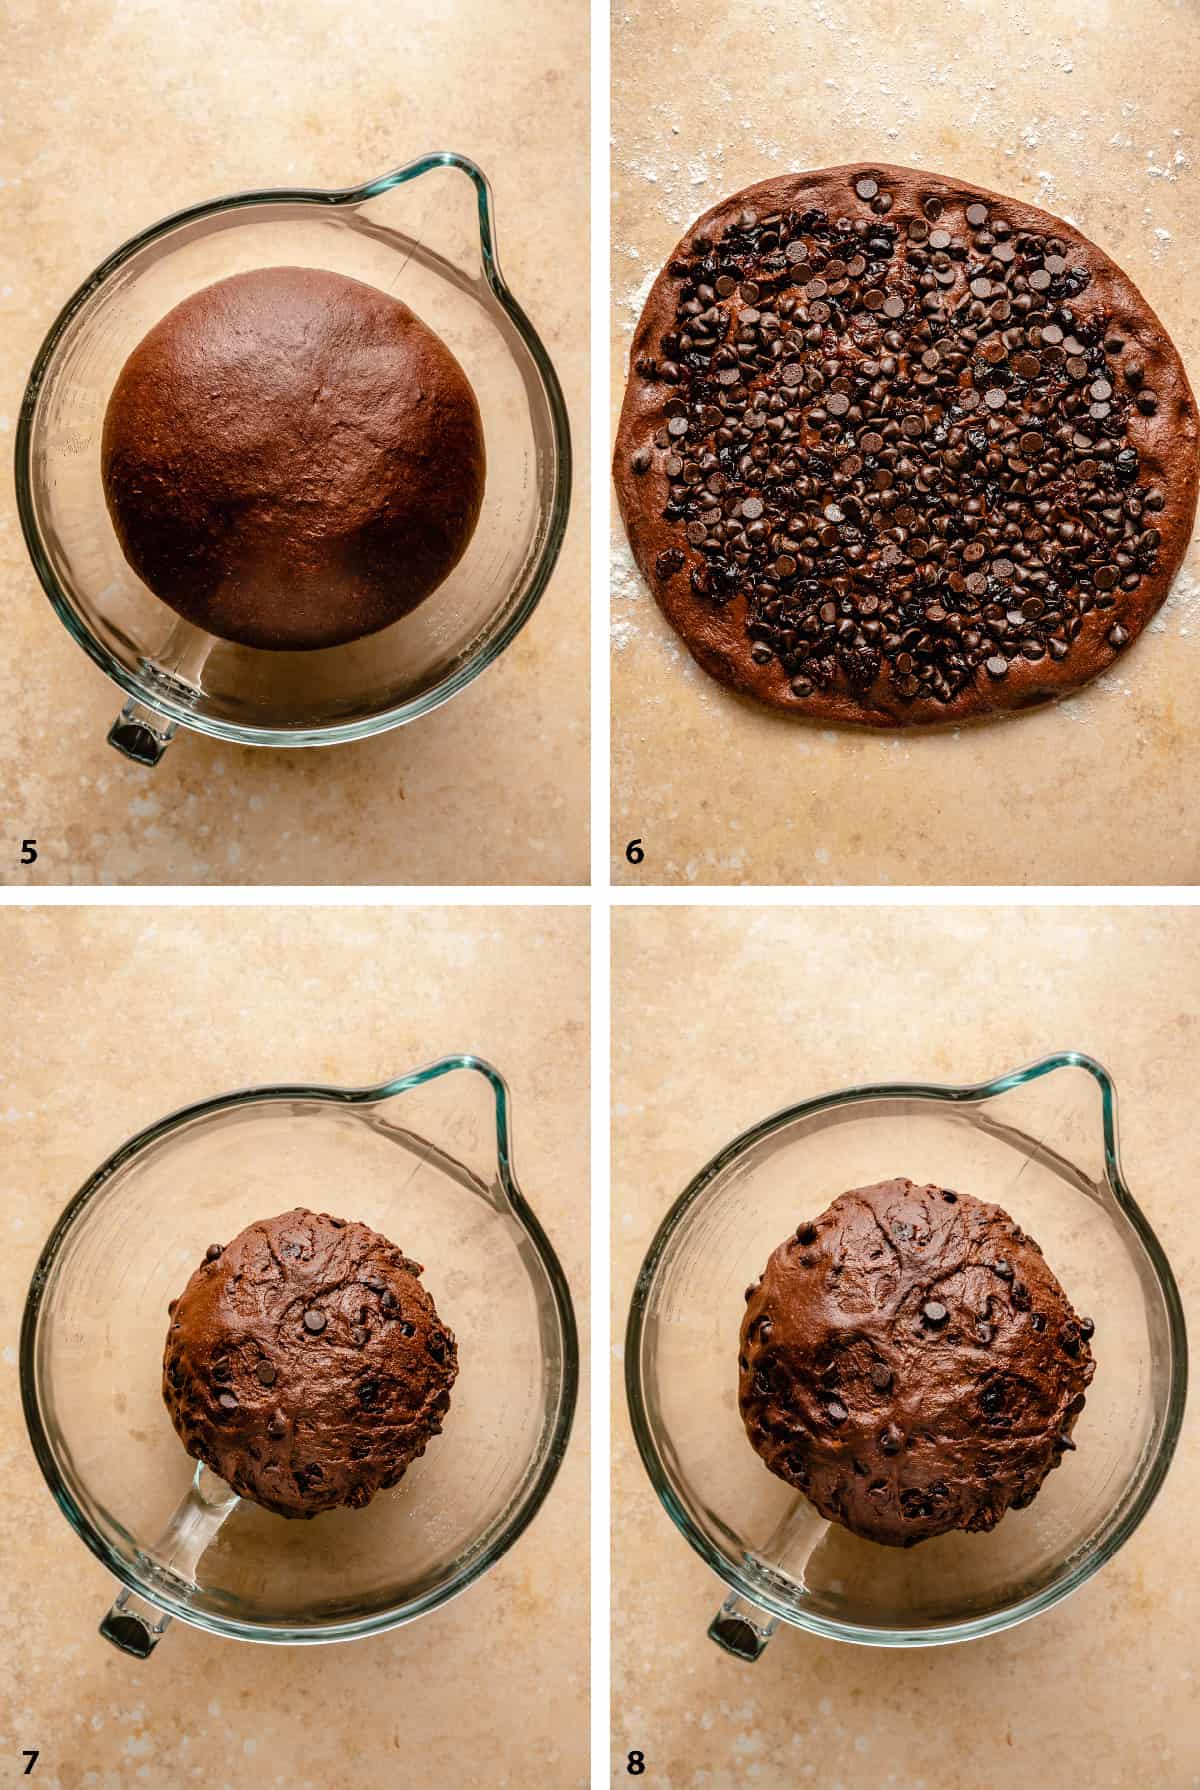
[624,1050,1188,1648]
[13,151,573,748]
[20,1052,580,1644]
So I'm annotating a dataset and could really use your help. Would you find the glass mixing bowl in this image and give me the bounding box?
[21,1056,578,1653]
[625,1054,1186,1655]
[15,153,571,764]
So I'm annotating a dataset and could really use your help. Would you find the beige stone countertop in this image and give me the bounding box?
[613,906,1198,1788]
[1,0,587,886]
[612,0,1200,885]
[0,906,589,1788]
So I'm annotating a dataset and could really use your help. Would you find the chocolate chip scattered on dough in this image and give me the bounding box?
[615,164,1198,724]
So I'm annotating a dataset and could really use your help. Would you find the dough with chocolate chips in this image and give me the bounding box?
[103,266,486,651]
[739,1179,1095,1546]
[163,1208,458,1518]
[615,164,1198,725]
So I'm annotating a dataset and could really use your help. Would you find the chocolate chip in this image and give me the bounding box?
[870,1363,894,1392]
[267,1413,286,1439]
[302,1309,326,1334]
[630,446,651,474]
[880,1424,903,1455]
[255,1361,277,1387]
[855,175,879,200]
[965,202,989,227]
[351,1325,369,1346]
[827,1399,848,1424]
[1079,1316,1095,1340]
[205,1244,223,1262]
[218,1391,237,1410]
[921,1300,949,1327]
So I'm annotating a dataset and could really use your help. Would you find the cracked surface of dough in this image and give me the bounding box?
[739,1177,1095,1545]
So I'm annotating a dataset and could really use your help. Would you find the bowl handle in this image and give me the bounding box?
[708,1590,778,1661]
[107,698,176,766]
[706,1495,829,1661]
[99,1465,238,1657]
[99,1587,173,1658]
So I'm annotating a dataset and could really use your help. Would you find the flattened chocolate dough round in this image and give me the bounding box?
[163,1208,458,1518]
[102,267,486,651]
[739,1180,1095,1546]
[614,165,1199,725]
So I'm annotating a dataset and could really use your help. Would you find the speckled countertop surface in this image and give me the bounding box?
[1,0,587,886]
[612,0,1200,885]
[0,906,589,1788]
[612,905,1199,1788]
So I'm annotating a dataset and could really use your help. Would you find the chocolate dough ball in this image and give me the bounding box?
[102,267,486,650]
[163,1208,458,1518]
[739,1179,1095,1546]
